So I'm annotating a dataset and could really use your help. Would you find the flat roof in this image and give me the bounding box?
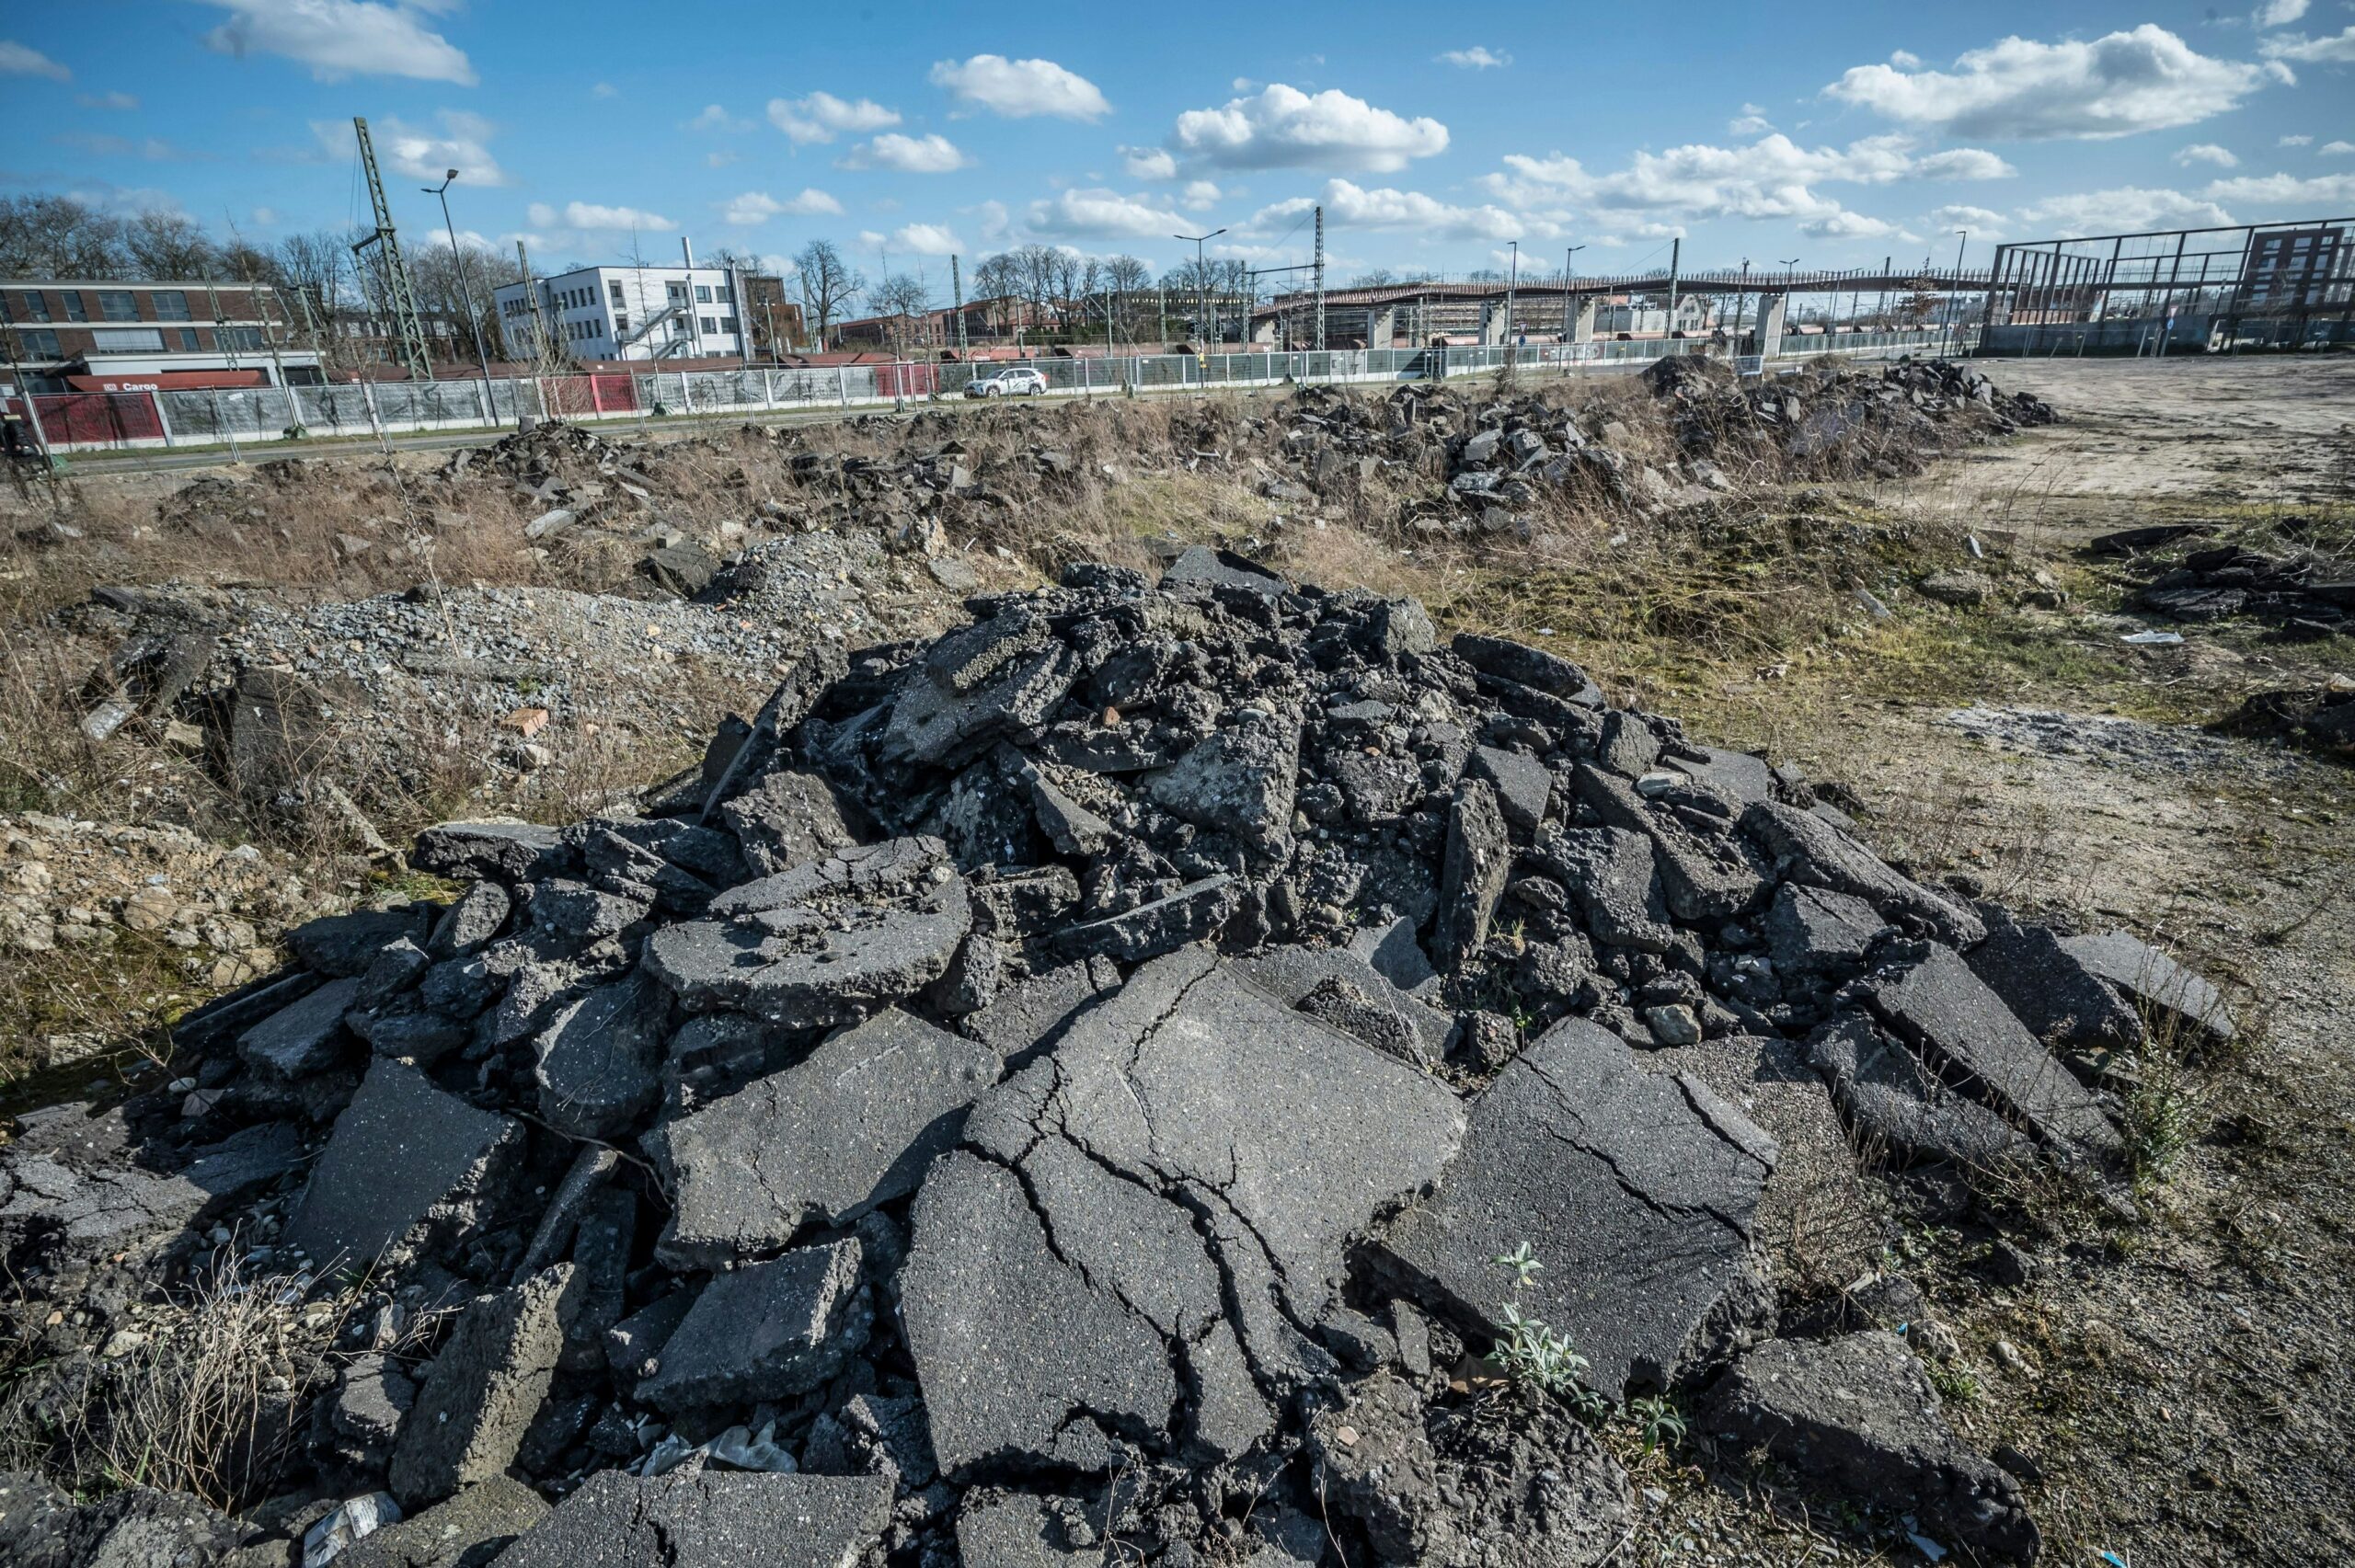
[0,279,278,291]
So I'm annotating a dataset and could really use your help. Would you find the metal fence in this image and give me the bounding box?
[15,326,1974,454]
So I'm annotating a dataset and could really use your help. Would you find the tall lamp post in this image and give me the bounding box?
[1503,239,1519,352]
[1943,229,1969,351]
[1732,258,1752,352]
[1175,228,1226,351]
[423,169,502,423]
[1778,257,1798,342]
[1563,243,1586,340]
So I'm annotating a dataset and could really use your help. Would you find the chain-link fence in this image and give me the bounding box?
[26,327,1974,453]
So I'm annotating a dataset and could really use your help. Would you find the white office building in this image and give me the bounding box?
[492,248,749,362]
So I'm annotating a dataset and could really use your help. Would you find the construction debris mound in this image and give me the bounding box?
[4,549,2225,1568]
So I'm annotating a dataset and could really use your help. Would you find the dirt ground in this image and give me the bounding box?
[1613,355,2355,1567]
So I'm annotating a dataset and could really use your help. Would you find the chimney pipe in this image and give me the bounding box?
[682,236,695,269]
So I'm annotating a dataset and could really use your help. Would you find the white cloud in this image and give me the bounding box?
[1481,132,2009,238]
[972,200,1012,242]
[2323,140,2355,155]
[2175,142,2240,166]
[2254,0,2309,25]
[529,200,676,232]
[1,40,68,80]
[1181,178,1221,212]
[1252,178,1529,243]
[2279,133,2312,145]
[381,109,506,185]
[1171,83,1448,172]
[1928,203,2009,239]
[197,0,475,85]
[706,151,738,168]
[78,89,139,109]
[724,188,844,224]
[2015,186,2234,234]
[767,90,900,144]
[840,132,969,173]
[1822,26,2268,140]
[2202,169,2355,204]
[927,54,1109,120]
[1121,145,1178,179]
[1435,46,1510,69]
[592,81,617,98]
[1729,104,1775,135]
[2259,25,2355,62]
[1801,210,1904,238]
[1023,188,1190,240]
[251,205,279,225]
[686,103,752,133]
[892,223,960,255]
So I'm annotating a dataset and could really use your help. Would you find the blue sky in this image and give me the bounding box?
[5,1,2352,292]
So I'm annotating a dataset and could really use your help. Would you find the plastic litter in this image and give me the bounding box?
[2121,630,2185,646]
[302,1493,402,1568]
[637,1420,798,1477]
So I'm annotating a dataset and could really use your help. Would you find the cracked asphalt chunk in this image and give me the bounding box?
[902,949,1463,1478]
[1373,1014,1778,1401]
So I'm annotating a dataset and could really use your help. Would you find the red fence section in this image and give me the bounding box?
[875,362,938,398]
[8,392,165,448]
[539,373,639,417]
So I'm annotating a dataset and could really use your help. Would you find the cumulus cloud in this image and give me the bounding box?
[1023,187,1190,239]
[723,188,844,224]
[1928,203,2009,239]
[0,40,70,80]
[2015,186,2234,234]
[1181,179,1221,212]
[2254,0,2308,24]
[592,82,617,99]
[1480,132,2008,241]
[685,104,752,133]
[2324,141,2355,155]
[891,223,961,255]
[77,89,139,109]
[1435,46,1510,68]
[1729,104,1775,135]
[1250,178,1529,243]
[928,54,1109,119]
[528,200,676,232]
[1801,211,1905,238]
[1121,145,1178,179]
[840,132,970,173]
[310,109,507,185]
[1822,26,2268,140]
[2258,25,2355,63]
[2175,142,2240,166]
[1171,83,1448,172]
[768,91,900,144]
[2201,169,2355,204]
[198,0,475,85]
[2279,133,2312,145]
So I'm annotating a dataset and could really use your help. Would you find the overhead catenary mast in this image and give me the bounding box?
[350,117,433,380]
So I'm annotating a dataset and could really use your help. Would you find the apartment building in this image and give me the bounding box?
[0,279,321,392]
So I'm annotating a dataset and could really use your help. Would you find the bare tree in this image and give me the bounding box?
[123,211,216,279]
[1350,268,1396,287]
[869,272,931,352]
[793,239,864,344]
[971,252,1021,334]
[0,194,127,277]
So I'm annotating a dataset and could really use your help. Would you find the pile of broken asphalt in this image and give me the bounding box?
[1,546,2235,1568]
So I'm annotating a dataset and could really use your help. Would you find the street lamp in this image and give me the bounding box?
[1733,258,1752,351]
[1175,229,1225,349]
[422,169,502,423]
[1504,239,1518,351]
[1563,244,1586,341]
[1944,229,1969,349]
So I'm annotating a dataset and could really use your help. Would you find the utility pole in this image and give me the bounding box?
[515,240,548,363]
[951,254,968,358]
[1313,204,1326,351]
[1174,228,1225,349]
[424,169,500,419]
[350,117,432,381]
[1733,258,1752,351]
[1943,229,1969,350]
[1666,236,1680,333]
[1504,240,1518,351]
[1564,243,1587,338]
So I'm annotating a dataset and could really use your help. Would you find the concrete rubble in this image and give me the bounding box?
[2,541,2234,1568]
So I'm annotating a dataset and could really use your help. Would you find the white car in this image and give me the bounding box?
[965,366,1049,397]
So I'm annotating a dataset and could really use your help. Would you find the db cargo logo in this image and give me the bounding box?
[101,382,162,393]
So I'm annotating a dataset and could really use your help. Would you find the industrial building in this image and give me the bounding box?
[490,246,794,364]
[0,278,321,394]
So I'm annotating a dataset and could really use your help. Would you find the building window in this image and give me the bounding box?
[154,290,191,322]
[19,291,51,323]
[695,284,712,303]
[179,328,201,350]
[715,284,733,303]
[62,291,87,322]
[609,281,626,306]
[700,315,718,335]
[17,328,61,359]
[615,314,629,333]
[92,327,166,352]
[719,315,740,335]
[98,291,138,322]
[219,326,265,350]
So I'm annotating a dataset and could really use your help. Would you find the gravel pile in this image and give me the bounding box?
[0,550,2235,1568]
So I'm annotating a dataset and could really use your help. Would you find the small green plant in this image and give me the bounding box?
[1925,1358,1981,1404]
[1493,1242,1543,1288]
[1485,1243,1609,1417]
[1626,1393,1687,1455]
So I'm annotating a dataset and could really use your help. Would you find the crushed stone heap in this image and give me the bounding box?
[3,548,2228,1568]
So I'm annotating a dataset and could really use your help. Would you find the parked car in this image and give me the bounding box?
[964,366,1049,397]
